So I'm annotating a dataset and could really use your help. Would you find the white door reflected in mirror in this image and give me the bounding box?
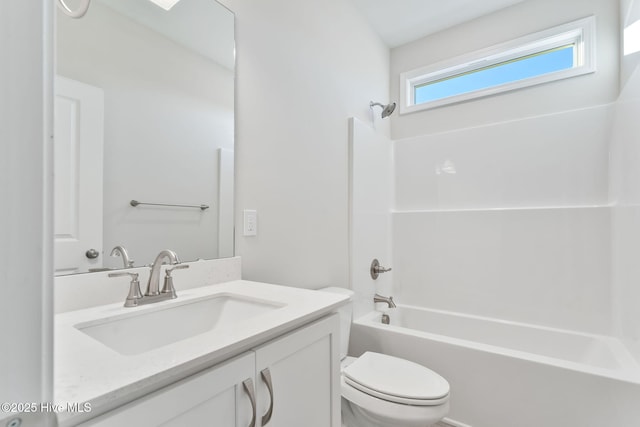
[54,77,104,275]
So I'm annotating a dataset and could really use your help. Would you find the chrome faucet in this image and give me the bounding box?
[110,245,134,268]
[108,249,188,307]
[373,293,397,308]
[146,249,180,296]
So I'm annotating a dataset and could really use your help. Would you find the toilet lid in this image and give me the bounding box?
[343,352,449,404]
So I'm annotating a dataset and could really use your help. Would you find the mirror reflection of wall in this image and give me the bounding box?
[55,0,235,275]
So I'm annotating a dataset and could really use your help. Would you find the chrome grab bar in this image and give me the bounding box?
[130,199,209,211]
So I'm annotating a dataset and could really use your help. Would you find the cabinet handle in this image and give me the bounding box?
[242,378,257,427]
[260,368,274,425]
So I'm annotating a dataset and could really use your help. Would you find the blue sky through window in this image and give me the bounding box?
[415,45,575,104]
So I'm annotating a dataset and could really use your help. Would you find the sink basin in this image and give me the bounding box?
[74,294,284,355]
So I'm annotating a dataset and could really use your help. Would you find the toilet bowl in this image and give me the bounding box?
[318,287,450,427]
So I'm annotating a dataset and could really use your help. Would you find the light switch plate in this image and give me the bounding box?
[243,209,257,236]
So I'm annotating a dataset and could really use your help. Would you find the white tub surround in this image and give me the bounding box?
[390,102,615,335]
[55,280,348,425]
[610,44,640,366]
[393,206,612,334]
[394,104,612,211]
[350,306,640,427]
[349,118,394,319]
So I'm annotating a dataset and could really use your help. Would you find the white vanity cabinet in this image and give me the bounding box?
[77,314,340,427]
[253,313,341,427]
[78,352,256,427]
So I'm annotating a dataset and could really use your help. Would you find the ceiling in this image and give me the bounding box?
[96,0,235,70]
[351,0,525,48]
[95,0,525,68]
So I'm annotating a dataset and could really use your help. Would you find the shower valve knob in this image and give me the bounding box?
[370,258,392,280]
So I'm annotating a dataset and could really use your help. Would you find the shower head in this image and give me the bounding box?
[370,101,396,118]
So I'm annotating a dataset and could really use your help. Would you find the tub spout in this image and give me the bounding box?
[374,293,396,308]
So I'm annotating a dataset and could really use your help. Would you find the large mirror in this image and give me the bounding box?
[54,0,235,275]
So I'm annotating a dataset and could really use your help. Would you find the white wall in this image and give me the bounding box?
[389,0,619,334]
[391,0,619,139]
[219,0,390,289]
[0,0,54,424]
[57,2,234,267]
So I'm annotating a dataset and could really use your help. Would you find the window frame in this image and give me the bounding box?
[399,16,596,114]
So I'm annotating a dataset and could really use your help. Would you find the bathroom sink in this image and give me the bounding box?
[74,294,284,355]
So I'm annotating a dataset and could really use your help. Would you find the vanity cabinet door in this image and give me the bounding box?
[79,352,256,427]
[253,314,341,427]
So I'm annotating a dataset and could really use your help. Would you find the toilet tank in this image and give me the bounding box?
[317,287,353,360]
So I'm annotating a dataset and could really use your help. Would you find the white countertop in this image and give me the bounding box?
[54,280,348,425]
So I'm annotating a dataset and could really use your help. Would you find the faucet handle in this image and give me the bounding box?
[109,272,143,307]
[370,259,392,280]
[166,264,189,274]
[108,271,138,279]
[161,264,189,298]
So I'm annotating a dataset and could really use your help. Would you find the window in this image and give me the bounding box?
[400,16,596,114]
[624,18,640,55]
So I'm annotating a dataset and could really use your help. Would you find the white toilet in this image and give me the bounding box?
[319,287,450,427]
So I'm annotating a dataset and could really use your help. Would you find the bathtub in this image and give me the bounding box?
[349,305,640,427]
